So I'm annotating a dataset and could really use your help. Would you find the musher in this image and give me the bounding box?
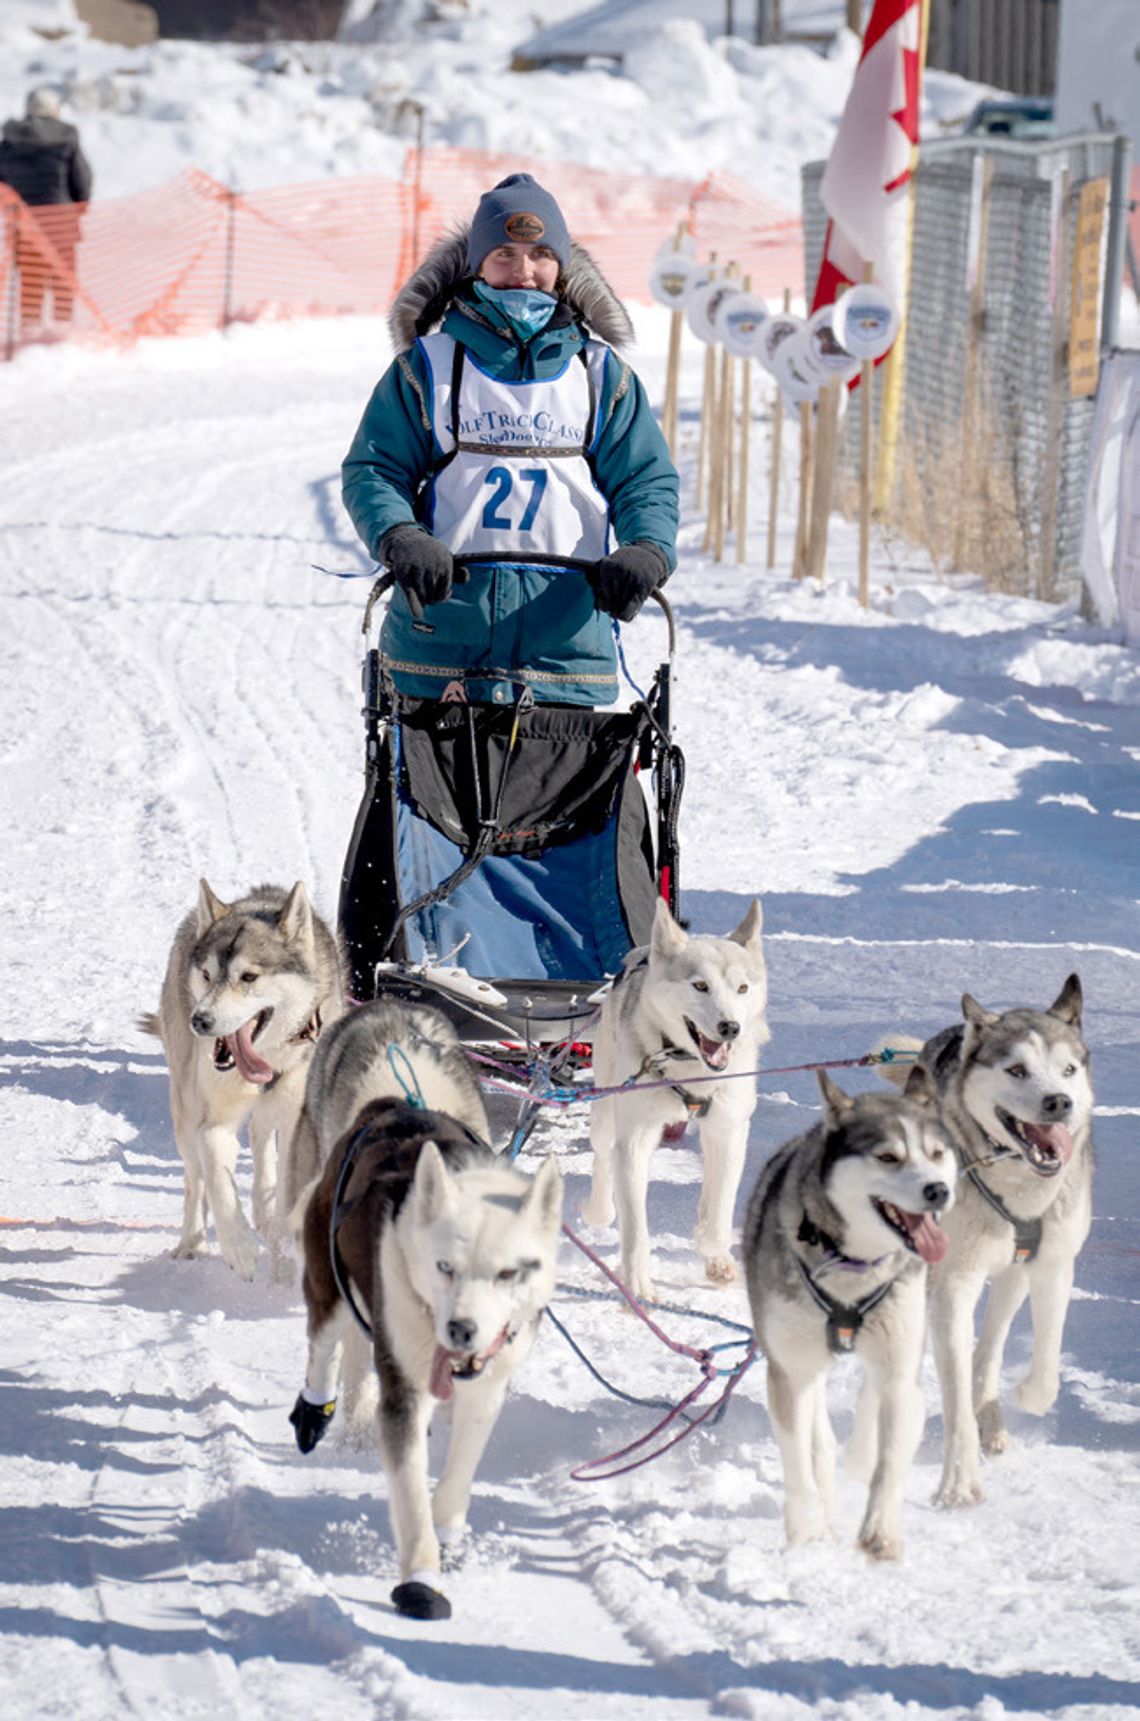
[341,172,679,707]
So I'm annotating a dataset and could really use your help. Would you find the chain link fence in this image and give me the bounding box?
[802,133,1129,600]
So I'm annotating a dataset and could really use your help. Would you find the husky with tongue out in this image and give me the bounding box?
[286,1000,562,1622]
[582,896,769,1302]
[139,880,344,1280]
[879,975,1094,1510]
[743,1068,954,1561]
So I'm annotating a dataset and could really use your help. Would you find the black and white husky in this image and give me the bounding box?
[880,975,1094,1507]
[743,1070,954,1559]
[286,1000,563,1621]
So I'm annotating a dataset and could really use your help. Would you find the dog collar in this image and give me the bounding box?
[977,1125,1018,1165]
[797,1211,889,1274]
[631,1042,715,1120]
[635,1040,693,1078]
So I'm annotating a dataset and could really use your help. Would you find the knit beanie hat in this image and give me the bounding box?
[26,87,62,119]
[466,174,572,274]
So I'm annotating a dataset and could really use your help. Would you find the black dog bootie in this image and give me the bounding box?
[289,1392,336,1454]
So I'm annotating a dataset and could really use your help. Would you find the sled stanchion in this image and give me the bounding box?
[646,591,681,915]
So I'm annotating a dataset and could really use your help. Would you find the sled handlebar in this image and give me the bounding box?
[367,559,675,642]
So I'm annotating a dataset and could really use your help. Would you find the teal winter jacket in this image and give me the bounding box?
[342,248,678,706]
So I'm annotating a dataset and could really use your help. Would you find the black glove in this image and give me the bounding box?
[382,524,456,608]
[587,543,669,623]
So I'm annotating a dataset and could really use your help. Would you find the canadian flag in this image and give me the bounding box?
[810,0,924,319]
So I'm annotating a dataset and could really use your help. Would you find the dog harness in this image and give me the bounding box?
[328,1105,494,1339]
[794,1213,901,1355]
[630,1038,716,1120]
[926,1030,1043,1263]
[958,1149,1043,1264]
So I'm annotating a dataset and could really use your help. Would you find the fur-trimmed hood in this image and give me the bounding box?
[389,227,635,353]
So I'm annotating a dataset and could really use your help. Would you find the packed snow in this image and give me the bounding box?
[1,4,1138,1719]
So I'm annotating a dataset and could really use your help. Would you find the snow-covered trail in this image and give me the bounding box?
[1,315,1138,1719]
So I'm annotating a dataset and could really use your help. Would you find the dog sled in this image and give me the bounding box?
[338,565,684,1051]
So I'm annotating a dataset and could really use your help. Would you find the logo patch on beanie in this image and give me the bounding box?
[504,211,546,243]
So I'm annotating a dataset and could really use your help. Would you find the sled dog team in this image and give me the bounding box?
[142,880,1094,1619]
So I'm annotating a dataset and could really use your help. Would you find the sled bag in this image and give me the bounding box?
[339,697,659,993]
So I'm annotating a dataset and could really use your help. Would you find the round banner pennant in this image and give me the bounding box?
[761,312,804,373]
[716,289,770,358]
[650,252,697,309]
[774,332,821,404]
[687,276,739,344]
[654,229,697,262]
[806,304,860,382]
[832,283,900,362]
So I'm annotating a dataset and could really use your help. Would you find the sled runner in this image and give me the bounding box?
[338,568,684,1046]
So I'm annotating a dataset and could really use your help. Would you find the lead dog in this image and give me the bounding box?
[582,897,768,1300]
[140,880,344,1278]
[879,975,1093,1507]
[743,1070,954,1559]
[287,1000,563,1622]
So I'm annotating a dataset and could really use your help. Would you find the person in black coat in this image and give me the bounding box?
[0,87,93,328]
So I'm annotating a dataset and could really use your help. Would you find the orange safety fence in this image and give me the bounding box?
[1,148,803,360]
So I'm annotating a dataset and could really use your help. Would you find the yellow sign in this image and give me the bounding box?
[1069,177,1107,399]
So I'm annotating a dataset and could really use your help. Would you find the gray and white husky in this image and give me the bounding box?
[743,1070,954,1559]
[140,880,344,1279]
[880,975,1094,1507]
[582,897,769,1300]
[287,1000,563,1622]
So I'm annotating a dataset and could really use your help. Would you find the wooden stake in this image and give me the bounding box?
[806,381,841,584]
[714,341,734,560]
[737,354,752,564]
[702,345,721,551]
[663,308,683,456]
[766,286,791,570]
[703,262,737,554]
[792,400,813,580]
[696,338,717,513]
[695,257,718,511]
[661,221,688,459]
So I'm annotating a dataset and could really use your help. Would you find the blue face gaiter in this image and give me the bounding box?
[473,280,558,341]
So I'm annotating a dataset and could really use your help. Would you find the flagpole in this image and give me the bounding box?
[872,0,930,515]
[858,261,875,607]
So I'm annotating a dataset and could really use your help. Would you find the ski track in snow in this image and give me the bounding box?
[1,317,1138,1719]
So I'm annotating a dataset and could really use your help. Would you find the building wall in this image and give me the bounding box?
[146,0,342,39]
